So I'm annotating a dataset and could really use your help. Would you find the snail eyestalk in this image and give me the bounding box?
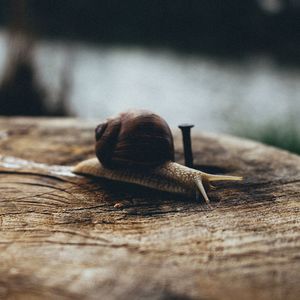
[194,173,243,205]
[195,177,210,205]
[201,173,243,182]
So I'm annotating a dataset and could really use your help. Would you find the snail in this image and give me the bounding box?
[73,110,242,204]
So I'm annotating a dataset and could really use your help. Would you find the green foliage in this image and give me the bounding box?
[234,121,300,155]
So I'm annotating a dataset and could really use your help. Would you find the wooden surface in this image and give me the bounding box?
[0,118,299,300]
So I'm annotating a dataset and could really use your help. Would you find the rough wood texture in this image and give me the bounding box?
[0,118,299,300]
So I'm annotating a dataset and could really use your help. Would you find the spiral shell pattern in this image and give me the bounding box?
[95,110,175,169]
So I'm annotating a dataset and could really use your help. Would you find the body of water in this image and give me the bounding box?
[0,31,299,133]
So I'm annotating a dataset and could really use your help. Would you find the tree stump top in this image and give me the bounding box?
[0,118,299,300]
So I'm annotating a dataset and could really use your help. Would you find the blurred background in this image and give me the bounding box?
[0,0,299,153]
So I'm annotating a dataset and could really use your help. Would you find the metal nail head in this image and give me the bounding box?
[178,123,194,168]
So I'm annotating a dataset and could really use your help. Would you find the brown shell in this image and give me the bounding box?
[95,110,175,169]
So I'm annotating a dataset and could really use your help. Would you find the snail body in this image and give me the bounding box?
[73,110,242,204]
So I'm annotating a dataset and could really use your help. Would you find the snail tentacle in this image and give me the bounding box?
[195,177,211,205]
[194,172,242,204]
[201,173,243,182]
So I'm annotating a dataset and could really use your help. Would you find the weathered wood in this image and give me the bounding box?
[0,117,299,300]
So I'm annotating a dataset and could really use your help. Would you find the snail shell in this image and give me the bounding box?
[95,110,174,168]
[73,110,242,205]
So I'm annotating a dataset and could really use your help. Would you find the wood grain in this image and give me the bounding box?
[0,118,299,300]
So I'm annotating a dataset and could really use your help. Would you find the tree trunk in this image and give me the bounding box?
[0,118,299,300]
